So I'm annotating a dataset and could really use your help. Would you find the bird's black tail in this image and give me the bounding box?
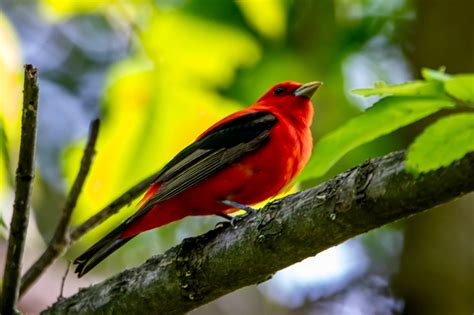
[73,223,134,277]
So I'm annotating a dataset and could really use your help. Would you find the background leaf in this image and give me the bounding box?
[0,119,13,187]
[406,113,474,175]
[0,12,22,192]
[299,97,455,180]
[236,0,286,40]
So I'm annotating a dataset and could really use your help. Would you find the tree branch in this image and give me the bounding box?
[41,151,474,315]
[19,119,100,297]
[1,64,39,315]
[69,172,158,243]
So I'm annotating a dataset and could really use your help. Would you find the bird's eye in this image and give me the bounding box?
[273,87,285,96]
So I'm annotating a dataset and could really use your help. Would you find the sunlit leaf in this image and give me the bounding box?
[236,0,286,40]
[38,0,149,22]
[444,74,474,105]
[142,11,260,86]
[421,67,450,82]
[299,97,455,180]
[0,120,13,187]
[406,113,474,175]
[0,12,22,191]
[40,0,102,18]
[352,80,444,97]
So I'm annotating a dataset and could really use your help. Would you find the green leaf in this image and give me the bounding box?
[299,97,455,180]
[352,80,444,97]
[421,67,451,82]
[444,74,474,105]
[406,113,474,175]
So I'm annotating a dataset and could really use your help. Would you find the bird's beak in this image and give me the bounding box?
[294,81,323,98]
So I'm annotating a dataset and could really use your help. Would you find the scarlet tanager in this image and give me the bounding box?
[74,81,321,277]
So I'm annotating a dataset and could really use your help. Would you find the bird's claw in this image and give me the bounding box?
[221,199,257,215]
[214,221,231,229]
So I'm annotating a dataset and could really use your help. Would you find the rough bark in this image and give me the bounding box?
[2,65,39,315]
[42,151,474,315]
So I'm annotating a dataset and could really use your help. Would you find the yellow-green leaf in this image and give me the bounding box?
[236,0,286,40]
[406,113,474,175]
[444,74,474,105]
[352,80,444,97]
[421,67,450,82]
[0,12,22,192]
[299,97,455,180]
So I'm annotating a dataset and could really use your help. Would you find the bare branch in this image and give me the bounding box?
[19,119,100,297]
[41,151,474,315]
[58,261,72,300]
[1,64,39,315]
[69,172,158,243]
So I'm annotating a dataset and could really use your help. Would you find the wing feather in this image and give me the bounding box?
[133,111,277,220]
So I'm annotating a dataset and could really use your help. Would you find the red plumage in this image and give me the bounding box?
[74,81,321,277]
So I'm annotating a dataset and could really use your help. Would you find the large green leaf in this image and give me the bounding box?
[444,74,474,105]
[299,97,455,180]
[406,113,474,175]
[352,80,444,97]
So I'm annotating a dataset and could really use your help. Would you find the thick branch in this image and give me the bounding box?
[20,119,100,297]
[2,64,39,315]
[42,151,474,315]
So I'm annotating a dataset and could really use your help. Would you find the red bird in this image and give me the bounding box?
[74,81,321,277]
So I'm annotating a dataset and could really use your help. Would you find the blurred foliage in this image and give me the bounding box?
[236,0,286,40]
[38,0,150,23]
[0,12,22,192]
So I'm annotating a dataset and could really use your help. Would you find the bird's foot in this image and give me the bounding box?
[214,201,258,229]
[220,200,257,216]
[214,213,234,229]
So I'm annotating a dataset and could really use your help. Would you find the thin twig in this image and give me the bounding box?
[19,119,100,297]
[69,172,158,242]
[1,64,39,315]
[58,261,72,300]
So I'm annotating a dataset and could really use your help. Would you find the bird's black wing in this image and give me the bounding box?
[146,110,277,207]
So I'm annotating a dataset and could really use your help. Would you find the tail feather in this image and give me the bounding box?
[74,184,161,277]
[73,223,134,277]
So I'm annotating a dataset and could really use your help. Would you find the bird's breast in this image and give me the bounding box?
[172,118,313,215]
[223,119,313,204]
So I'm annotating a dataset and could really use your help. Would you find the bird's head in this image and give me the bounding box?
[258,81,322,103]
[256,81,322,125]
